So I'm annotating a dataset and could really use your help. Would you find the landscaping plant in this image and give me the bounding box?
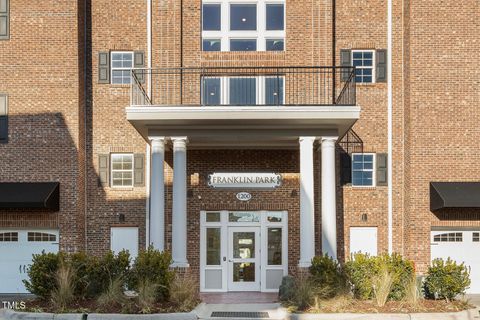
[23,251,63,300]
[87,250,130,298]
[50,261,76,312]
[424,258,471,302]
[136,279,157,314]
[97,276,128,309]
[372,266,395,307]
[169,273,200,312]
[128,246,175,301]
[309,255,347,298]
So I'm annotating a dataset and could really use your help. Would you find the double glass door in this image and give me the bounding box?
[228,227,260,291]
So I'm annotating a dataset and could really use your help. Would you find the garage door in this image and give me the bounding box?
[431,230,480,294]
[0,230,59,293]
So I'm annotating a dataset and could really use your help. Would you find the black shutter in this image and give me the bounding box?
[98,52,110,84]
[340,151,352,185]
[134,153,145,187]
[376,50,387,83]
[340,49,352,81]
[0,94,7,143]
[0,0,9,40]
[376,153,388,186]
[133,51,145,84]
[98,154,109,187]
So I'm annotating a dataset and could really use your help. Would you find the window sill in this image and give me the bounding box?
[109,187,134,191]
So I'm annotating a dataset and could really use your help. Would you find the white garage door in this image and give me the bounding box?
[0,229,59,294]
[431,230,480,294]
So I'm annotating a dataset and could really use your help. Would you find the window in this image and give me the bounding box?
[473,232,479,242]
[201,76,285,106]
[0,93,7,143]
[229,211,260,222]
[111,154,134,187]
[267,228,282,265]
[206,228,221,265]
[433,232,463,242]
[352,153,375,187]
[206,212,221,222]
[111,52,134,84]
[202,0,285,51]
[203,39,221,51]
[0,0,9,40]
[352,50,375,83]
[0,232,18,242]
[27,232,56,242]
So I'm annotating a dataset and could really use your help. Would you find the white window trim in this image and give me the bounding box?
[352,49,376,84]
[351,152,376,187]
[202,76,285,105]
[202,0,286,52]
[110,153,134,188]
[110,51,134,85]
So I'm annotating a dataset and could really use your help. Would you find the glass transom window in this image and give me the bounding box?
[352,50,374,83]
[352,153,375,187]
[202,0,285,51]
[111,154,134,187]
[111,52,134,84]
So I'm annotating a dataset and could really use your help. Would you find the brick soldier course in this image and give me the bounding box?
[0,0,478,294]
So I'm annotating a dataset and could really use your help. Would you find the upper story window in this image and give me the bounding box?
[111,52,134,85]
[111,154,134,187]
[352,50,375,83]
[352,153,375,187]
[202,0,285,52]
[0,0,10,40]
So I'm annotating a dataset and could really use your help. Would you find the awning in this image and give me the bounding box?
[430,182,480,211]
[0,182,60,211]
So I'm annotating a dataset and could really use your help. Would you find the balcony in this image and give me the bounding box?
[126,66,360,148]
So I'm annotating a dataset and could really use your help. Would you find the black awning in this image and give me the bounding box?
[0,182,60,211]
[430,182,480,211]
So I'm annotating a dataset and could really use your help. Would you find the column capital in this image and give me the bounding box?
[171,136,189,146]
[320,136,338,143]
[150,136,165,144]
[299,136,316,144]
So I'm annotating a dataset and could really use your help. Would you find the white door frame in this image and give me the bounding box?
[200,210,288,292]
[228,226,261,291]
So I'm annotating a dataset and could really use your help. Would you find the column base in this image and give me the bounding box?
[170,261,190,268]
[298,261,312,268]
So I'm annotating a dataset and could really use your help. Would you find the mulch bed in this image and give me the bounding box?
[24,298,198,314]
[288,297,472,314]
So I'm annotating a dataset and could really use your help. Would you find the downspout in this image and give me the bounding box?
[332,0,336,102]
[387,0,393,254]
[146,0,152,248]
[83,0,89,253]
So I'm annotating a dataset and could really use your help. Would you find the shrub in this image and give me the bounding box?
[278,275,295,301]
[290,274,316,311]
[309,255,347,298]
[403,275,422,306]
[169,273,200,312]
[344,253,414,301]
[50,261,75,312]
[128,246,175,301]
[23,251,63,300]
[87,250,131,298]
[424,258,471,302]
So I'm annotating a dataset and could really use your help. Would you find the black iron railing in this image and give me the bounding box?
[131,66,356,107]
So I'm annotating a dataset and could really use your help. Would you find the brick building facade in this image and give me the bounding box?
[0,0,479,294]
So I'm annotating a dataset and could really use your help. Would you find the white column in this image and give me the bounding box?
[321,136,338,259]
[298,136,316,268]
[171,137,189,267]
[149,137,165,251]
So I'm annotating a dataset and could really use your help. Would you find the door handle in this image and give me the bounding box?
[223,257,226,262]
[19,265,22,273]
[23,265,26,273]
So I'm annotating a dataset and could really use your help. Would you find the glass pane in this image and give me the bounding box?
[268,228,282,265]
[206,212,221,222]
[265,77,284,105]
[233,263,255,282]
[203,4,221,31]
[230,39,257,51]
[203,39,221,51]
[202,78,221,105]
[206,228,221,265]
[266,39,284,51]
[233,232,255,258]
[266,4,284,30]
[267,212,283,222]
[230,4,257,30]
[229,211,260,222]
[229,78,256,105]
